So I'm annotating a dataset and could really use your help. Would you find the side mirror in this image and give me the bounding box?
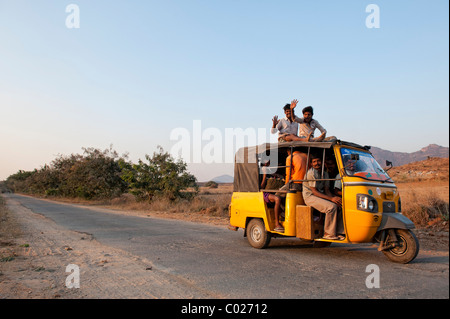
[385,160,393,172]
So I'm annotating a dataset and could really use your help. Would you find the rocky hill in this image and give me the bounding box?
[371,144,449,167]
[388,157,449,182]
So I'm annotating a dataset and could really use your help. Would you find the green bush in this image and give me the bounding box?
[5,146,198,202]
[6,146,128,200]
[205,181,218,188]
[120,146,198,201]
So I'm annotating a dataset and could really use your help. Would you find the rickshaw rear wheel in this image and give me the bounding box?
[246,218,271,249]
[382,229,419,264]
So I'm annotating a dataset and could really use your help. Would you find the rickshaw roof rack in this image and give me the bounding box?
[238,141,334,155]
[336,140,371,151]
[236,139,371,155]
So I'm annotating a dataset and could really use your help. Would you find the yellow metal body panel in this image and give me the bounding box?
[333,144,400,243]
[339,178,400,242]
[283,192,304,236]
[229,191,304,236]
[229,192,268,230]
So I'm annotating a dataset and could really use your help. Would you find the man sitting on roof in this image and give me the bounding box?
[289,104,328,142]
[271,99,313,143]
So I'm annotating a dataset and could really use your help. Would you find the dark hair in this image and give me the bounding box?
[302,106,314,115]
[283,104,291,111]
[310,153,322,160]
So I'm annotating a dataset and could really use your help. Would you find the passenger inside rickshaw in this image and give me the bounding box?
[258,147,307,231]
[302,151,345,240]
[260,158,285,232]
[325,155,342,196]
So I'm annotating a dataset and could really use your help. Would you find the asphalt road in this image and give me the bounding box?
[8,194,449,299]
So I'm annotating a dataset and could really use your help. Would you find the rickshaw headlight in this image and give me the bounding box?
[356,194,378,212]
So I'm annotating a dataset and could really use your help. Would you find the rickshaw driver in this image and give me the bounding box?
[303,154,345,240]
[342,155,357,176]
[325,157,341,196]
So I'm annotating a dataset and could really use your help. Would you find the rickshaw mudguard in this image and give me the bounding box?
[377,213,415,231]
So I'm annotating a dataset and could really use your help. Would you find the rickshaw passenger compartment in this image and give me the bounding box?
[263,189,305,235]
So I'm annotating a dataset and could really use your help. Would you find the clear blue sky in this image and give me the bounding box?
[0,0,448,181]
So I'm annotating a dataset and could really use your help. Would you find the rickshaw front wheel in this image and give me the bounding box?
[382,229,419,264]
[247,218,271,249]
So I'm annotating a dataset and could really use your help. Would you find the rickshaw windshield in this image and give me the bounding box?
[340,148,393,183]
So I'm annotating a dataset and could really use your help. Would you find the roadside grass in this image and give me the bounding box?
[0,195,22,239]
[109,189,232,218]
[397,180,449,229]
[0,195,22,266]
[401,191,449,227]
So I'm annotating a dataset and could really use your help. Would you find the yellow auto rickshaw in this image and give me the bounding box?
[228,140,419,263]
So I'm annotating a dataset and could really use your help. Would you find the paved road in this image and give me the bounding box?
[8,194,449,298]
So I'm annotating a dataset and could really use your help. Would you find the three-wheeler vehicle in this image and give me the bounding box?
[228,140,419,263]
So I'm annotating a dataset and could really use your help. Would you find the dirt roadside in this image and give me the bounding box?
[0,195,218,299]
[0,194,448,299]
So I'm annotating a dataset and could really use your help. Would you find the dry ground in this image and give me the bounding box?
[0,195,216,299]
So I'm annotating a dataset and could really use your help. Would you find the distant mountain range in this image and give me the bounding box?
[208,144,449,183]
[211,174,234,184]
[370,144,449,167]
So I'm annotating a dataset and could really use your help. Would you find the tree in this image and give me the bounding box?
[120,146,198,201]
[62,147,128,199]
[5,170,35,193]
[205,181,218,188]
[5,146,128,200]
[5,146,197,202]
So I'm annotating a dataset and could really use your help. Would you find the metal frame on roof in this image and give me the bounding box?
[233,139,370,192]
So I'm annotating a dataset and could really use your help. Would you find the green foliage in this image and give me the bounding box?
[5,146,198,202]
[205,181,218,188]
[6,146,127,200]
[120,146,198,201]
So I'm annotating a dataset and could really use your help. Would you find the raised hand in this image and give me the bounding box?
[290,99,299,110]
[272,115,280,128]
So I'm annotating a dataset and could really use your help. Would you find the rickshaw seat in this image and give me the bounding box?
[296,205,324,239]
